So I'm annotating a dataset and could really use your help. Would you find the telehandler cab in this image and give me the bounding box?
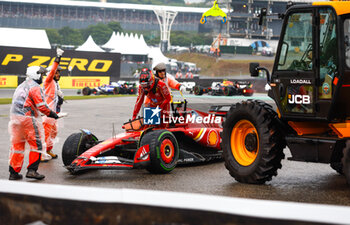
[222,1,350,184]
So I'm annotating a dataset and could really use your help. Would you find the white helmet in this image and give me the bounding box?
[26,66,47,81]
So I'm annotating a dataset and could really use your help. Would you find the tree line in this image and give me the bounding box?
[46,22,213,48]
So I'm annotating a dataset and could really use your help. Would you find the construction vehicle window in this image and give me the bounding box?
[277,12,313,72]
[344,19,350,67]
[319,9,337,99]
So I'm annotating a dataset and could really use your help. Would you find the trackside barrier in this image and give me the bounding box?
[0,181,349,225]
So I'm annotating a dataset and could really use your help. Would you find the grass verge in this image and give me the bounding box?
[0,98,12,104]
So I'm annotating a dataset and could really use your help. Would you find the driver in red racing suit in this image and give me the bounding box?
[132,68,171,120]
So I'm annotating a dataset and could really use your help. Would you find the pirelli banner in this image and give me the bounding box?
[0,75,18,88]
[58,76,110,89]
[0,46,121,88]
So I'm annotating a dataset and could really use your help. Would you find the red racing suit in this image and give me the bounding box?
[9,79,57,173]
[43,60,60,153]
[132,79,172,120]
[144,74,180,106]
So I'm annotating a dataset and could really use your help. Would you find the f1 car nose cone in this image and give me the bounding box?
[245,132,258,152]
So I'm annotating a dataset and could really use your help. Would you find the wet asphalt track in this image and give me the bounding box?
[0,91,350,207]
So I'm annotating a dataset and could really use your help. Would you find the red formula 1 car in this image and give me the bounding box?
[62,97,225,174]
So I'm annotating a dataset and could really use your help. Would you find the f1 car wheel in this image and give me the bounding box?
[62,132,98,166]
[128,87,137,94]
[222,100,286,184]
[113,87,121,95]
[223,87,233,96]
[140,130,179,174]
[193,85,203,95]
[119,87,127,94]
[82,87,91,96]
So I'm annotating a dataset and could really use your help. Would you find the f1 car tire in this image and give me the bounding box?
[223,87,233,96]
[62,132,98,166]
[193,85,203,95]
[82,87,91,96]
[128,87,137,94]
[113,87,121,95]
[222,100,286,184]
[121,88,128,94]
[92,89,98,95]
[140,130,179,174]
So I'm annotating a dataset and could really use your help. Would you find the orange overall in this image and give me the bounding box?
[43,61,60,153]
[9,79,56,173]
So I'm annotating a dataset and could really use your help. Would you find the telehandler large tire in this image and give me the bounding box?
[331,162,344,175]
[342,140,350,183]
[330,141,345,175]
[222,100,286,184]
